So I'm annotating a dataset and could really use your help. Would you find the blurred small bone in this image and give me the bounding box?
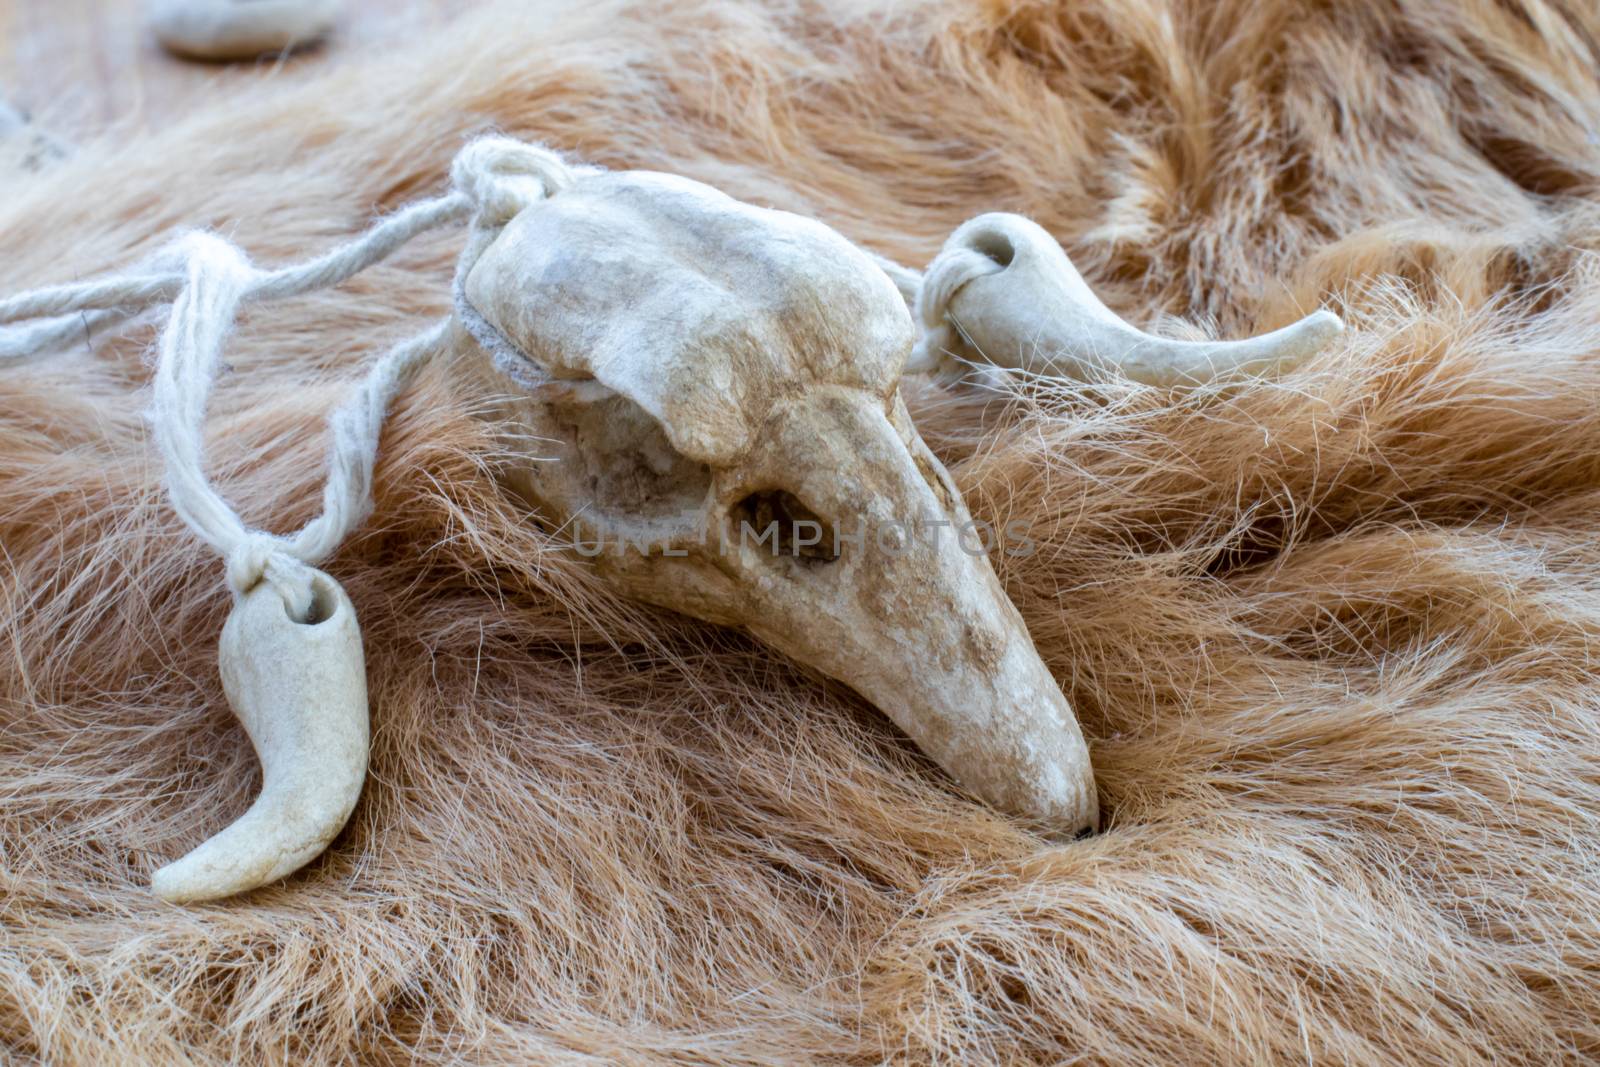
[149,0,341,61]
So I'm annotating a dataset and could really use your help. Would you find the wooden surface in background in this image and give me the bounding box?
[0,0,466,136]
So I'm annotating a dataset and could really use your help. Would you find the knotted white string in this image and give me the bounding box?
[0,135,575,617]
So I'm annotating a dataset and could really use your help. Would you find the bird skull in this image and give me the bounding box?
[450,171,1097,832]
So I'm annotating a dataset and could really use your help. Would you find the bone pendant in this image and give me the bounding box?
[152,569,368,903]
[914,213,1343,385]
[451,172,1097,834]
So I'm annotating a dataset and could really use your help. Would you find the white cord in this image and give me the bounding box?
[0,135,575,617]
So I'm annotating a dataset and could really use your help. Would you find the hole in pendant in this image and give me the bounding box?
[280,574,338,626]
[966,226,1017,268]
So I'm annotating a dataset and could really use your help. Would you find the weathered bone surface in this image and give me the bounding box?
[152,569,368,903]
[148,0,339,61]
[452,172,1098,833]
[912,213,1343,384]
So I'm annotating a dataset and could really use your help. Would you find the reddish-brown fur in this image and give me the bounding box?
[3,0,1600,1062]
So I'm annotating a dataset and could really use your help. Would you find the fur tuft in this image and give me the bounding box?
[3,0,1600,1061]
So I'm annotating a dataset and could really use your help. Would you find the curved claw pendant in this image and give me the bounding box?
[913,213,1344,385]
[152,568,368,904]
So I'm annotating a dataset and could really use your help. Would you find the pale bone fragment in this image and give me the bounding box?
[451,172,1098,834]
[151,568,368,903]
[148,0,340,62]
[910,212,1343,385]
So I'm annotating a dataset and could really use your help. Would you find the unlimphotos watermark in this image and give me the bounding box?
[572,515,1036,559]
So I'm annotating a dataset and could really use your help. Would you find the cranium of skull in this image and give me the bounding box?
[449,171,1098,832]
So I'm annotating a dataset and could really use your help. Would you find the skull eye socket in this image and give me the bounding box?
[731,489,839,565]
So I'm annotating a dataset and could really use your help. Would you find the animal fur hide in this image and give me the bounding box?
[3,0,1599,1062]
